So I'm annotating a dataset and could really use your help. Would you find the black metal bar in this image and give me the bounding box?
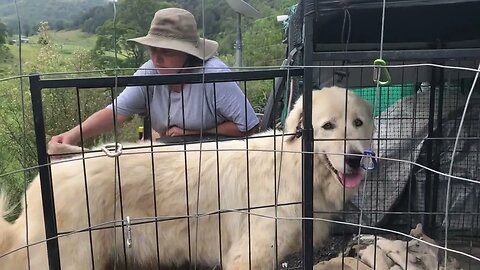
[242,80,253,270]
[315,0,480,10]
[115,159,129,268]
[313,48,480,61]
[271,77,279,270]
[178,83,192,265]
[424,65,438,232]
[36,69,304,89]
[302,0,315,269]
[29,74,61,270]
[259,73,287,131]
[74,87,95,269]
[212,82,223,269]
[143,86,152,141]
[431,62,445,233]
[260,45,302,131]
[144,86,160,268]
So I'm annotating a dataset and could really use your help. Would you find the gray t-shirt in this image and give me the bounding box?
[109,57,259,134]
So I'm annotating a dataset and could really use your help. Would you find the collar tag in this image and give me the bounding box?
[361,149,377,171]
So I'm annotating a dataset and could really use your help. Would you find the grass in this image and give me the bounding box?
[1,29,127,76]
[1,30,97,75]
[6,43,41,61]
[49,29,97,54]
[10,29,96,50]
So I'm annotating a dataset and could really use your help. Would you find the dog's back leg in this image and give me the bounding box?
[223,232,277,270]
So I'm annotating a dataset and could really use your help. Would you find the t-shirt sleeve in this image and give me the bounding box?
[106,62,153,116]
[107,86,148,116]
[214,81,259,132]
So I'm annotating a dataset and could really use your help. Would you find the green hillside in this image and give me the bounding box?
[0,0,109,34]
[1,30,97,74]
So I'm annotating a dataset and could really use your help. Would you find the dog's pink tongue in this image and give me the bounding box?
[341,173,363,188]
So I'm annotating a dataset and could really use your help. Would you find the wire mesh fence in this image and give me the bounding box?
[1,0,480,269]
[0,61,479,270]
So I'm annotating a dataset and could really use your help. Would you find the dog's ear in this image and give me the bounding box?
[284,95,303,142]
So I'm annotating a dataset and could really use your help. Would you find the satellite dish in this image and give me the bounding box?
[225,0,261,18]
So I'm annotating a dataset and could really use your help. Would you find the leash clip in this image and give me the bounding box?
[126,216,132,248]
[361,149,377,171]
[373,58,391,85]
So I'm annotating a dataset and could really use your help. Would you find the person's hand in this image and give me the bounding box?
[49,131,79,145]
[166,126,194,137]
[48,131,79,159]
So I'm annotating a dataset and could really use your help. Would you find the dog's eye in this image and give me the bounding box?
[322,122,335,130]
[354,118,363,127]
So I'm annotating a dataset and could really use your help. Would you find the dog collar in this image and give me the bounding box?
[293,129,377,171]
[361,149,377,171]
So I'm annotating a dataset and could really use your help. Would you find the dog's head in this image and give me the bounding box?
[285,87,375,189]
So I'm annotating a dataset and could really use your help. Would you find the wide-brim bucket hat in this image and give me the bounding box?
[128,8,218,60]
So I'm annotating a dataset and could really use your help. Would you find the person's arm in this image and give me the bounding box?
[166,120,256,137]
[50,61,153,145]
[214,83,259,135]
[49,107,129,145]
[205,121,250,136]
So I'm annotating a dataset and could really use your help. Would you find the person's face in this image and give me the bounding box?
[148,47,188,74]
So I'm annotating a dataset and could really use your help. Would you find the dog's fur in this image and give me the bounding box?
[0,87,374,269]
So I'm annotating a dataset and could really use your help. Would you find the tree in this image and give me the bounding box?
[243,16,285,67]
[37,21,51,45]
[71,4,114,34]
[0,20,12,69]
[54,20,66,31]
[93,0,176,68]
[0,21,7,44]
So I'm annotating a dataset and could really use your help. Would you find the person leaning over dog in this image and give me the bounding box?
[50,8,259,145]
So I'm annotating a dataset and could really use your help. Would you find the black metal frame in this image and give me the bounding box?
[29,68,310,270]
[313,48,480,62]
[302,1,315,268]
[30,75,60,270]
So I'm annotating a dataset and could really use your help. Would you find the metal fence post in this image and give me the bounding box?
[29,74,61,270]
[302,0,315,269]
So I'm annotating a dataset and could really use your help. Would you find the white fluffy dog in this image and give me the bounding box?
[0,87,374,269]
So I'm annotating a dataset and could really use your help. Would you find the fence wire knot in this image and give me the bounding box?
[101,143,123,158]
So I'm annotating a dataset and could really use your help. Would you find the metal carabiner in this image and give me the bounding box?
[373,58,391,85]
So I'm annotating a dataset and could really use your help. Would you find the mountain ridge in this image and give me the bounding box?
[0,0,109,33]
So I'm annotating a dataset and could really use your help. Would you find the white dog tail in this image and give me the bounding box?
[0,193,11,220]
[0,193,14,254]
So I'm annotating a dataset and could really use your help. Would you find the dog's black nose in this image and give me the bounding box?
[345,152,362,169]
